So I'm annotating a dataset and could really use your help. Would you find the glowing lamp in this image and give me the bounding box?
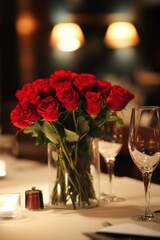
[104,22,139,48]
[49,23,85,52]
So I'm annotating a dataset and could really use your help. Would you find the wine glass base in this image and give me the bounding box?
[100,193,125,203]
[132,214,160,223]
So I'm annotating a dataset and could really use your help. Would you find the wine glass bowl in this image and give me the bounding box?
[128,106,160,222]
[98,121,124,203]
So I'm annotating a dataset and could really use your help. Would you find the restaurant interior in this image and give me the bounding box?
[0,0,160,184]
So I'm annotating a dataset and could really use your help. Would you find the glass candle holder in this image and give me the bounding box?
[0,159,7,177]
[0,193,21,219]
[0,134,19,178]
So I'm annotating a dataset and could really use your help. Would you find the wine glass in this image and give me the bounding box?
[98,121,124,203]
[128,106,160,222]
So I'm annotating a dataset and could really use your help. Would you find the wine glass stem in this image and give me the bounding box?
[142,171,153,218]
[106,158,115,196]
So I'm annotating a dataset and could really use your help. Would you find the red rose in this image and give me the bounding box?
[74,73,96,95]
[10,104,28,128]
[16,83,32,98]
[96,80,112,97]
[10,103,39,128]
[37,96,59,121]
[16,86,41,106]
[16,83,31,101]
[85,91,102,115]
[32,78,55,97]
[106,85,135,111]
[55,82,79,111]
[50,70,78,84]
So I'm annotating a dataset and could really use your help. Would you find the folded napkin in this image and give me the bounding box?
[97,223,160,238]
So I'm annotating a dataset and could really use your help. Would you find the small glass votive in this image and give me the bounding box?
[0,134,19,178]
[0,193,21,219]
[0,159,7,177]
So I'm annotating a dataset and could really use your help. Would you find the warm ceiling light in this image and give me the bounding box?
[49,23,85,52]
[104,22,140,48]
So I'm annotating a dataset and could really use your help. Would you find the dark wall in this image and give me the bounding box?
[0,0,19,103]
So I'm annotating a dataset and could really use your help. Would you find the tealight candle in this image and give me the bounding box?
[0,193,21,219]
[0,159,7,177]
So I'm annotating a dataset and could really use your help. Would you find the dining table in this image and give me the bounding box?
[0,156,160,240]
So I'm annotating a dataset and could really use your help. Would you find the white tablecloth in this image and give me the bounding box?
[0,158,160,240]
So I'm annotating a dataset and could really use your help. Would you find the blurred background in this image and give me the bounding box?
[0,0,160,182]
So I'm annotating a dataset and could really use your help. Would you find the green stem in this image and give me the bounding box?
[50,122,75,169]
[43,121,94,208]
[72,110,78,132]
[72,111,78,165]
[38,121,75,170]
[49,122,88,201]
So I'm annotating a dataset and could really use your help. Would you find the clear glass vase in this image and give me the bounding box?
[47,138,100,209]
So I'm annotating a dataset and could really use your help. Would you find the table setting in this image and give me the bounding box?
[0,157,160,240]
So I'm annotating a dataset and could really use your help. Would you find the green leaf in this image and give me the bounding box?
[35,132,48,145]
[23,123,41,137]
[117,117,124,125]
[108,114,124,125]
[92,108,110,127]
[64,128,79,142]
[78,116,90,135]
[43,121,59,144]
[51,150,58,161]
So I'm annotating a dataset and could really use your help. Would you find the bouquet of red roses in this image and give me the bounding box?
[10,70,134,209]
[10,70,134,139]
